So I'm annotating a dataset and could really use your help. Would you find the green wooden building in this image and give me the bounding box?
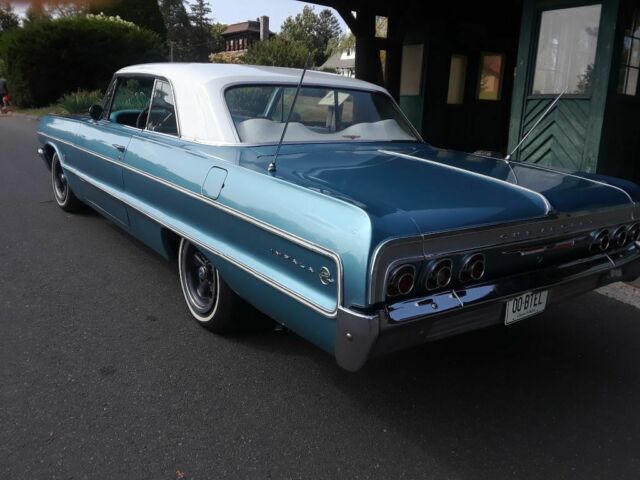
[308,0,640,184]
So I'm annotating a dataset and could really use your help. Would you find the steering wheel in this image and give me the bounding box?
[147,106,175,132]
[135,106,150,129]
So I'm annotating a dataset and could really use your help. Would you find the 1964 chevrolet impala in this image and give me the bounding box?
[37,63,640,371]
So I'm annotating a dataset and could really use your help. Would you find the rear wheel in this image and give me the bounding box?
[51,153,83,212]
[178,238,243,333]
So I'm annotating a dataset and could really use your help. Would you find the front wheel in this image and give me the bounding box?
[51,153,83,212]
[178,238,244,333]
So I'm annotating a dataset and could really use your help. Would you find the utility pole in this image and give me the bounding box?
[170,41,174,62]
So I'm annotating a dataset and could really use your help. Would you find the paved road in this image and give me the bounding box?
[2,115,640,479]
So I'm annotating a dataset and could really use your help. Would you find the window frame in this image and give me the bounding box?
[618,8,640,97]
[446,53,468,105]
[144,78,181,138]
[476,52,505,101]
[101,74,181,137]
[528,2,603,99]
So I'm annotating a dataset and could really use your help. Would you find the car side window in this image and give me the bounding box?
[146,80,179,136]
[108,76,155,128]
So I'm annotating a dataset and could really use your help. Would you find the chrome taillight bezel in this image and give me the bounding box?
[590,229,610,252]
[628,223,640,243]
[459,253,486,283]
[386,264,416,297]
[612,225,629,248]
[425,258,453,291]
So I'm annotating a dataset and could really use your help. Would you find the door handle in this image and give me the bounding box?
[112,144,126,153]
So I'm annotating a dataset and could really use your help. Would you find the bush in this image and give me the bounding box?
[243,37,310,68]
[0,15,164,107]
[57,89,103,113]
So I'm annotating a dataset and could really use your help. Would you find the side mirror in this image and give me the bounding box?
[88,104,103,121]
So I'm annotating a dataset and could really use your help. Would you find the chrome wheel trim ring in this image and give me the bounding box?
[178,239,220,322]
[52,155,69,205]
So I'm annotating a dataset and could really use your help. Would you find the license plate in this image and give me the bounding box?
[505,290,548,325]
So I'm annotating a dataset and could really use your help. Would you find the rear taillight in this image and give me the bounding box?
[590,229,610,252]
[386,264,415,297]
[612,225,628,248]
[459,254,486,283]
[425,259,453,291]
[628,223,640,243]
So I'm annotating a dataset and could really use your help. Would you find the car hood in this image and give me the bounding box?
[248,142,638,237]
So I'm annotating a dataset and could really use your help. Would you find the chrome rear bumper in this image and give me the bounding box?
[336,244,640,371]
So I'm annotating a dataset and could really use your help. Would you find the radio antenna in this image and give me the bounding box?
[268,55,311,173]
[505,86,568,161]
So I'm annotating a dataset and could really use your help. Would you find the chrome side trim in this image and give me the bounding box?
[517,162,636,204]
[39,132,343,317]
[378,149,554,214]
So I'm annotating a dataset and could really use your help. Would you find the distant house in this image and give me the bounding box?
[320,47,355,77]
[221,16,274,53]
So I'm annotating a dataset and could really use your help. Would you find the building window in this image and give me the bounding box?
[618,8,640,96]
[532,4,602,95]
[478,53,504,100]
[447,54,467,104]
[400,44,424,96]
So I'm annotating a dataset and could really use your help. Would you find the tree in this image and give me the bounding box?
[0,1,20,35]
[243,37,309,68]
[24,4,51,23]
[188,0,215,61]
[280,5,342,66]
[160,0,192,61]
[98,0,167,39]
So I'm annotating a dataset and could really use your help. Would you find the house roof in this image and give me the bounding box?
[321,51,356,70]
[222,20,274,37]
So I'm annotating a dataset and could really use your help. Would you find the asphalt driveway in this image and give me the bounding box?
[1,115,640,479]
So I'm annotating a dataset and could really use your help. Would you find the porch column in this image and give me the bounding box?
[336,8,384,86]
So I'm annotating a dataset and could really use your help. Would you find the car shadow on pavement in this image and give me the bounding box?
[241,292,640,479]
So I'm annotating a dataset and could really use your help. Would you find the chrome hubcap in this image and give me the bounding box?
[53,158,68,201]
[182,242,217,315]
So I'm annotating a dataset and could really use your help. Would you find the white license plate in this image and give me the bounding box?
[505,290,548,325]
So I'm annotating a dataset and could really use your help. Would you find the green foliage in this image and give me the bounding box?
[188,0,217,61]
[97,0,167,39]
[160,0,191,61]
[280,5,342,66]
[0,1,19,35]
[160,0,225,61]
[57,89,103,113]
[0,15,164,107]
[243,37,310,68]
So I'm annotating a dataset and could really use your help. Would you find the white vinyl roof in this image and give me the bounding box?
[116,63,389,144]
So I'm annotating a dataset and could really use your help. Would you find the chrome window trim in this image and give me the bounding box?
[105,73,182,138]
[38,132,343,317]
[378,149,554,214]
[144,78,181,138]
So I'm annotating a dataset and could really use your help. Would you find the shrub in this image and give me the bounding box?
[243,37,310,68]
[57,89,103,113]
[0,15,164,107]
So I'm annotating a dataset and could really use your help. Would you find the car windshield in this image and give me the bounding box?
[225,84,419,144]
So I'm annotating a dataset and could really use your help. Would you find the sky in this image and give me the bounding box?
[11,0,348,34]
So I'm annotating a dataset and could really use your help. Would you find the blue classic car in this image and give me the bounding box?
[37,63,640,370]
